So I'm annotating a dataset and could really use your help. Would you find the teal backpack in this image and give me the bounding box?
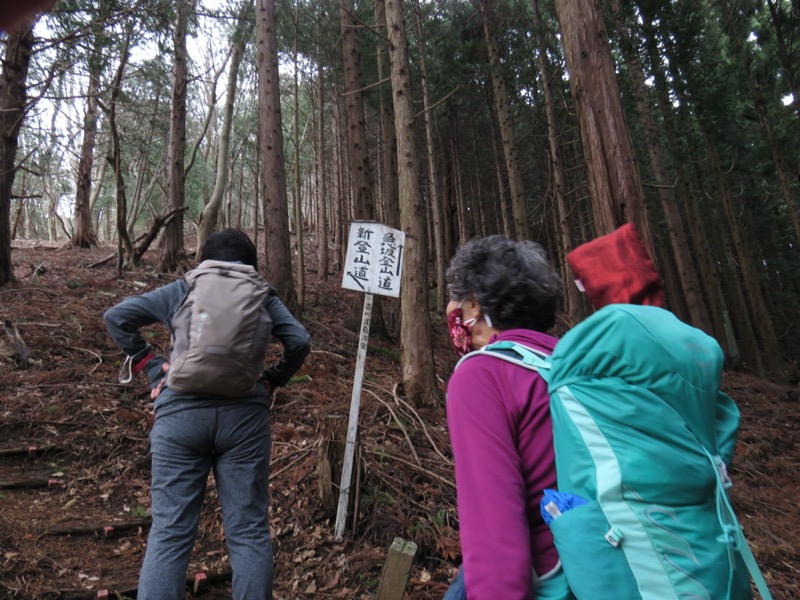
[464,304,771,600]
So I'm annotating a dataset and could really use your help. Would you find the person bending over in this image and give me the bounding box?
[104,229,310,600]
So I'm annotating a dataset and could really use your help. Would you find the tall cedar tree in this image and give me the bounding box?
[385,0,440,405]
[0,25,36,285]
[256,0,298,311]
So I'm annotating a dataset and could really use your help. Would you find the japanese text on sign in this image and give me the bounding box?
[342,222,405,298]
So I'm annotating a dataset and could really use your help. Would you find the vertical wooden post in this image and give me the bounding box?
[334,292,373,540]
[377,537,418,600]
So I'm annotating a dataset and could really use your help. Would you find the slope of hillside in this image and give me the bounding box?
[1,236,796,599]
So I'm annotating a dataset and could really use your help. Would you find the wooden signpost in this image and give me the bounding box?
[335,222,405,541]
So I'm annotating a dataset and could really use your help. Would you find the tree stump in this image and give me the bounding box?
[317,414,349,518]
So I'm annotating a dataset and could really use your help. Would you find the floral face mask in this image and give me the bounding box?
[447,303,479,357]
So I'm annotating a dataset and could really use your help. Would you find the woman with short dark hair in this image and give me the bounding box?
[443,235,570,600]
[446,235,562,333]
[104,229,310,600]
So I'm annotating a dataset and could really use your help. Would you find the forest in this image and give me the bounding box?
[0,0,799,598]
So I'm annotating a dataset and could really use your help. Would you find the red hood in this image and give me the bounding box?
[566,223,665,309]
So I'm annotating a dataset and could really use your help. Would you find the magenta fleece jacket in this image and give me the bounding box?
[446,329,560,600]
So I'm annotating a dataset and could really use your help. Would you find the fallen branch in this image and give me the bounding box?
[310,349,348,360]
[56,569,233,600]
[0,287,59,298]
[40,518,152,538]
[0,445,60,457]
[0,478,61,490]
[391,382,452,466]
[31,261,47,277]
[87,206,188,269]
[365,449,455,490]
[364,388,420,466]
[363,380,452,466]
[0,320,34,368]
[270,448,313,480]
[86,231,148,268]
[133,205,189,260]
[68,346,103,374]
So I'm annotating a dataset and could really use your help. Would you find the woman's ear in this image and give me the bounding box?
[461,299,482,322]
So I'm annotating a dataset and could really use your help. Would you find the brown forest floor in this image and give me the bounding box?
[0,234,798,599]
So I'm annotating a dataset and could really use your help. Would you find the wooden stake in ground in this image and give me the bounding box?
[377,537,418,600]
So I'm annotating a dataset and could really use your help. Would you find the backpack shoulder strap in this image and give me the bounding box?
[738,540,773,600]
[455,340,552,381]
[701,447,774,600]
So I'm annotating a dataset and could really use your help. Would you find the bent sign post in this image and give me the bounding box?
[335,222,405,541]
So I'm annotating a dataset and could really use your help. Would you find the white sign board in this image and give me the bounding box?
[342,222,405,298]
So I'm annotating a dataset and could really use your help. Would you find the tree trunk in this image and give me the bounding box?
[469,127,485,238]
[758,98,800,245]
[254,123,261,250]
[314,14,329,282]
[10,198,24,241]
[72,42,101,248]
[531,0,580,322]
[235,171,242,229]
[385,0,439,405]
[701,185,758,372]
[127,114,163,229]
[414,0,448,313]
[339,0,375,221]
[332,94,345,271]
[292,3,305,311]
[11,173,29,241]
[450,132,468,246]
[553,0,652,254]
[638,13,739,360]
[440,136,455,259]
[488,106,512,238]
[375,0,400,231]
[704,130,784,376]
[765,0,800,122]
[196,0,253,257]
[88,158,108,217]
[257,0,297,311]
[478,0,529,240]
[375,0,402,336]
[0,24,35,286]
[718,0,800,247]
[104,28,136,272]
[339,0,389,336]
[609,0,711,334]
[160,0,190,272]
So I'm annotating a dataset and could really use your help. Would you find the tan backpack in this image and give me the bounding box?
[167,260,272,396]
